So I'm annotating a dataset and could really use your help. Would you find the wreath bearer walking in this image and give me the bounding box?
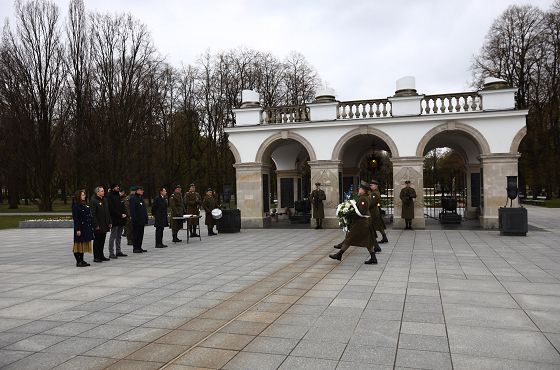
[330,182,378,264]
[369,179,388,246]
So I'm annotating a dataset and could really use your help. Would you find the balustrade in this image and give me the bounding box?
[261,105,310,124]
[337,99,392,120]
[421,92,482,115]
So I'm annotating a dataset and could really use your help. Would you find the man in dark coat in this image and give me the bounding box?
[124,187,135,245]
[310,182,326,229]
[329,183,377,264]
[202,188,219,236]
[400,180,417,230]
[369,180,388,247]
[184,183,202,237]
[169,185,185,242]
[106,183,128,258]
[152,187,168,248]
[90,186,112,262]
[129,186,149,253]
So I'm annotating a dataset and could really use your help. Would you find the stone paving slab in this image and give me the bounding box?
[0,208,560,369]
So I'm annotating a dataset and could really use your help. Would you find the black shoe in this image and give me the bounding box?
[133,249,143,253]
[162,244,168,248]
[192,233,200,237]
[333,243,342,249]
[329,250,344,261]
[379,237,388,243]
[141,249,147,252]
[116,252,127,257]
[172,238,182,242]
[101,257,110,261]
[77,261,89,267]
[109,255,118,259]
[365,252,378,265]
[93,258,103,262]
[374,245,382,253]
[155,244,165,248]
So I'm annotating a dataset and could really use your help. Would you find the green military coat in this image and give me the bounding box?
[369,189,386,232]
[400,186,417,220]
[184,191,202,226]
[169,192,185,231]
[344,195,373,249]
[310,189,326,219]
[202,195,219,227]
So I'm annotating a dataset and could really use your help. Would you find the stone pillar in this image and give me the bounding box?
[308,160,342,228]
[234,162,270,228]
[465,164,481,219]
[392,157,425,229]
[276,170,301,212]
[479,153,521,229]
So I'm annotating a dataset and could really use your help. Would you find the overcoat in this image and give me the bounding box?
[344,195,373,248]
[72,203,94,243]
[369,189,386,232]
[310,189,326,219]
[184,191,202,226]
[89,195,111,234]
[129,194,149,226]
[202,195,219,226]
[152,195,169,228]
[400,186,417,220]
[106,190,126,226]
[169,192,185,230]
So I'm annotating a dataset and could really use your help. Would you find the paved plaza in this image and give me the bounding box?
[0,205,559,369]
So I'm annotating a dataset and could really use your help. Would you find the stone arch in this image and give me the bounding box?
[331,126,400,160]
[255,131,317,163]
[415,121,491,157]
[510,126,527,154]
[228,141,242,164]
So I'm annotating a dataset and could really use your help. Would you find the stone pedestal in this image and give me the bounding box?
[480,154,521,229]
[392,157,425,229]
[308,160,342,228]
[234,162,270,228]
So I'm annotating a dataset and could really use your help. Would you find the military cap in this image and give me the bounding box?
[206,188,213,192]
[189,183,195,187]
[136,185,144,190]
[359,180,370,190]
[404,180,411,184]
[370,179,379,185]
[174,184,182,190]
[315,182,321,186]
[129,185,137,191]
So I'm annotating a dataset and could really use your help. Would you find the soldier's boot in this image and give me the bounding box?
[208,227,216,236]
[333,242,342,249]
[317,219,323,229]
[379,233,388,244]
[191,225,200,237]
[408,221,413,230]
[329,249,344,261]
[374,245,382,253]
[172,233,182,243]
[364,252,378,265]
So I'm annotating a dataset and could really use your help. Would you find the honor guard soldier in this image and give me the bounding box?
[202,188,219,236]
[169,185,185,242]
[329,182,378,264]
[310,182,326,229]
[400,180,417,230]
[184,183,202,237]
[369,180,388,247]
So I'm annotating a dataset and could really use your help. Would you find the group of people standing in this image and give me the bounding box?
[71,182,219,267]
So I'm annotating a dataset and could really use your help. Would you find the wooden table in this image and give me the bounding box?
[172,215,202,243]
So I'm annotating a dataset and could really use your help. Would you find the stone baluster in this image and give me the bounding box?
[341,104,348,119]
[348,104,355,119]
[462,96,470,112]
[368,102,374,117]
[454,96,461,112]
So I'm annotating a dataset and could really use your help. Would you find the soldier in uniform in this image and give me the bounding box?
[169,185,185,242]
[124,186,136,245]
[329,182,378,264]
[129,185,148,253]
[202,188,219,236]
[369,180,388,246]
[310,182,326,229]
[400,180,417,230]
[184,183,202,237]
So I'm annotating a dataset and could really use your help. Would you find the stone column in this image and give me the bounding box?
[479,153,521,229]
[308,160,342,228]
[392,157,425,229]
[234,162,270,228]
[465,164,481,219]
[276,170,301,213]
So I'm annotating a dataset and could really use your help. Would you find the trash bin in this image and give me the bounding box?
[218,209,241,233]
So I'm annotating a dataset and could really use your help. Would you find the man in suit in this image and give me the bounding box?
[310,182,326,229]
[106,183,128,258]
[130,185,149,253]
[90,186,112,262]
[152,187,169,248]
[169,185,185,242]
[124,187,136,245]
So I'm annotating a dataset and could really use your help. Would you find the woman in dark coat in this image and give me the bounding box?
[152,187,169,248]
[72,189,94,267]
[330,183,377,264]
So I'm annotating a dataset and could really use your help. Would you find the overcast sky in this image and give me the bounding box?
[0,0,555,100]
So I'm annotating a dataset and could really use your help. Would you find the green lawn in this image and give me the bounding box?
[0,200,72,213]
[0,215,72,230]
[544,199,560,208]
